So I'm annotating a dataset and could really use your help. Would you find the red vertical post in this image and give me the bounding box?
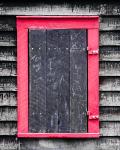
[88,29,99,133]
[17,21,28,133]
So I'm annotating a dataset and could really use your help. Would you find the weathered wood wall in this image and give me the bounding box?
[0,1,120,149]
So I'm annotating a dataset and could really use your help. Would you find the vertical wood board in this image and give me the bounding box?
[29,29,46,133]
[70,30,87,132]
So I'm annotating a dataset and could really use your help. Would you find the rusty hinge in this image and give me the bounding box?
[87,47,99,55]
[87,111,99,120]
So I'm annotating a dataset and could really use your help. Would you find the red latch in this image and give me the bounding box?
[87,47,99,55]
[87,111,99,120]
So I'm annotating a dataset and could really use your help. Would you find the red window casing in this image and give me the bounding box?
[17,16,99,138]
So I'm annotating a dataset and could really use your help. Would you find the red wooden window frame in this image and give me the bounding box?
[17,16,99,138]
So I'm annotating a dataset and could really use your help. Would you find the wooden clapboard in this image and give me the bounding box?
[29,29,87,133]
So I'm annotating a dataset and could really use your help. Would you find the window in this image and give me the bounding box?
[17,16,99,138]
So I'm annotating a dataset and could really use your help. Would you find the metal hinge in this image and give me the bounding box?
[87,111,99,120]
[87,47,99,55]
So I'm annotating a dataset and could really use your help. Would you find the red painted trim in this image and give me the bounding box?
[18,133,100,138]
[88,29,99,133]
[17,16,99,138]
[17,17,99,30]
[17,24,28,133]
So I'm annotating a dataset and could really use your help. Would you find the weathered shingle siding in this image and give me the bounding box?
[0,1,120,150]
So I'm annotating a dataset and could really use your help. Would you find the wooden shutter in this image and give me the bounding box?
[29,29,87,133]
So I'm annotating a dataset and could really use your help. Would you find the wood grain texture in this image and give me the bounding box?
[29,30,46,133]
[100,122,120,136]
[0,77,16,91]
[0,62,16,76]
[0,107,16,121]
[100,61,120,76]
[100,46,120,61]
[70,30,87,133]
[100,17,120,31]
[0,122,17,135]
[0,16,15,31]
[57,30,70,133]
[100,77,120,91]
[0,92,16,106]
[0,138,18,150]
[100,92,120,106]
[20,137,120,150]
[0,32,16,46]
[100,107,120,121]
[0,2,120,16]
[97,138,120,150]
[46,30,59,133]
[100,31,120,46]
[0,47,16,61]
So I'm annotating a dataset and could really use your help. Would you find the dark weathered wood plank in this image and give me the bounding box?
[100,46,120,61]
[0,16,15,31]
[0,122,17,135]
[29,29,46,133]
[0,62,16,76]
[0,32,16,46]
[0,77,16,91]
[100,31,120,46]
[0,138,18,150]
[0,47,16,61]
[100,17,120,31]
[70,30,87,133]
[0,92,16,106]
[100,77,120,91]
[0,107,16,121]
[100,61,120,76]
[97,137,120,150]
[1,2,120,16]
[57,30,70,133]
[100,122,120,136]
[100,92,120,106]
[100,107,120,121]
[46,30,59,133]
[20,137,120,150]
